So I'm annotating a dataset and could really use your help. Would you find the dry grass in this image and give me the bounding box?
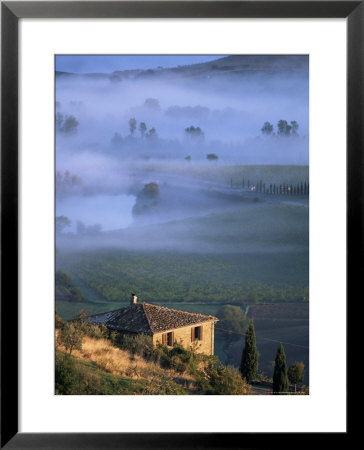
[57,334,194,387]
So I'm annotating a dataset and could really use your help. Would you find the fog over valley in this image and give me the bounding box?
[56,55,309,240]
[55,55,310,380]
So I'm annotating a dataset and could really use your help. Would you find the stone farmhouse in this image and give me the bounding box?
[89,294,218,355]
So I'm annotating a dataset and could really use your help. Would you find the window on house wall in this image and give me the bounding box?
[162,331,174,346]
[191,325,203,341]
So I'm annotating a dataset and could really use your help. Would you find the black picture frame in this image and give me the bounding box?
[1,1,359,448]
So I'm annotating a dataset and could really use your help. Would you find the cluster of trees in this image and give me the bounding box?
[56,113,79,134]
[240,321,305,393]
[184,125,205,140]
[56,215,102,236]
[56,170,83,198]
[184,153,218,162]
[218,305,248,336]
[56,269,84,303]
[114,120,207,145]
[111,99,161,143]
[132,182,160,217]
[261,120,299,137]
[128,117,157,139]
[56,170,82,188]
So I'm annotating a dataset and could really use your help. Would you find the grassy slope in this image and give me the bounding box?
[56,335,193,395]
[57,353,149,394]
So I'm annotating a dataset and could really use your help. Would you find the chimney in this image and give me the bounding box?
[130,293,137,305]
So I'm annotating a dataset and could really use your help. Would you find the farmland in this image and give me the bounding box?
[56,165,309,384]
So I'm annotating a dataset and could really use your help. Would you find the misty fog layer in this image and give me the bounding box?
[56,55,309,244]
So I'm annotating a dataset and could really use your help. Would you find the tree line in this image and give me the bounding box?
[261,120,299,137]
[240,321,305,394]
[230,178,309,196]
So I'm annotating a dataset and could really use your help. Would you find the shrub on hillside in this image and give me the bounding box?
[55,353,80,395]
[142,376,185,395]
[73,310,109,340]
[55,312,64,329]
[115,333,154,357]
[56,352,130,395]
[196,361,249,395]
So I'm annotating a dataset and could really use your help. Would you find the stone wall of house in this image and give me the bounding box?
[153,321,215,355]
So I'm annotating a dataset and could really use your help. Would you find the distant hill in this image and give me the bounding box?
[55,55,308,81]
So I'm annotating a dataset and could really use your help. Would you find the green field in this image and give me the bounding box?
[57,201,308,305]
[132,163,309,187]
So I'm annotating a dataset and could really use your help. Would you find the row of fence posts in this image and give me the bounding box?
[230,178,309,196]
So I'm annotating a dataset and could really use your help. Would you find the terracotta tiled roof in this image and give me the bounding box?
[89,302,218,335]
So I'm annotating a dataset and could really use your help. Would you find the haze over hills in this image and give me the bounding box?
[56,54,309,80]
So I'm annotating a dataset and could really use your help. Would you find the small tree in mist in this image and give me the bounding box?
[56,112,64,129]
[60,115,79,134]
[128,118,137,135]
[56,216,71,234]
[288,361,305,392]
[140,182,159,198]
[206,153,218,161]
[277,120,291,136]
[240,321,258,383]
[111,132,123,146]
[147,127,157,138]
[261,121,274,135]
[273,344,289,394]
[144,98,160,110]
[291,120,299,136]
[139,122,147,138]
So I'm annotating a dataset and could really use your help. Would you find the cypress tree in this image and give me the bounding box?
[273,344,289,394]
[240,321,258,383]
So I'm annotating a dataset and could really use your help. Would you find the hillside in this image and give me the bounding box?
[56,55,308,81]
[55,324,250,395]
[56,336,191,395]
